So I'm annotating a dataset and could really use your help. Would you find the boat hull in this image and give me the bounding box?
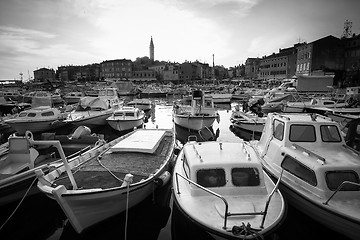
[66,111,112,128]
[6,120,66,135]
[264,168,360,240]
[107,118,143,132]
[173,114,218,130]
[52,179,161,233]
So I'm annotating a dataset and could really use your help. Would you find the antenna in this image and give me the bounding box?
[342,19,352,38]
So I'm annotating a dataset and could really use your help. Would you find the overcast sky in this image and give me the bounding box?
[0,0,359,80]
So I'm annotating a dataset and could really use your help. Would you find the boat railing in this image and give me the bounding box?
[174,172,230,229]
[323,181,360,205]
[175,171,283,230]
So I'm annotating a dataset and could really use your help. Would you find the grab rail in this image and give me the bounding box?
[323,181,360,205]
[175,172,229,229]
[174,170,283,230]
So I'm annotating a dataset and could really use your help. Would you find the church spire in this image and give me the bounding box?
[149,36,154,61]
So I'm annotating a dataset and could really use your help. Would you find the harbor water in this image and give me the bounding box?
[0,98,350,240]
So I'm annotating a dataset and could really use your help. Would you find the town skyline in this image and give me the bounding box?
[1,0,360,80]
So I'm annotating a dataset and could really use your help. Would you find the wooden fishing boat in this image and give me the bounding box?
[173,90,220,130]
[250,112,360,240]
[106,106,145,132]
[35,128,176,233]
[0,130,102,206]
[172,140,286,239]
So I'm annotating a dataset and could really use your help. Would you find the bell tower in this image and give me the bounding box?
[149,36,154,61]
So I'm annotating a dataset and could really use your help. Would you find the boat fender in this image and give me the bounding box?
[71,126,91,139]
[154,171,171,187]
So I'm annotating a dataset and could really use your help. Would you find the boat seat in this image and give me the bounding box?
[0,137,39,175]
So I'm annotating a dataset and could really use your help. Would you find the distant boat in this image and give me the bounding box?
[210,93,232,104]
[126,98,153,112]
[65,88,123,128]
[36,128,176,233]
[63,91,85,105]
[4,106,67,135]
[230,110,266,139]
[106,106,145,132]
[173,90,220,130]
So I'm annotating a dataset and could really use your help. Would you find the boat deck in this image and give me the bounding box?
[54,131,174,190]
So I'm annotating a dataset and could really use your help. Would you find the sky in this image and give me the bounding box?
[0,0,360,80]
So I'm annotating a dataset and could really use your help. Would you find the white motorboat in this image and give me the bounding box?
[4,106,67,135]
[63,91,85,105]
[106,106,145,132]
[173,90,220,130]
[65,88,123,128]
[172,140,286,239]
[126,98,153,112]
[230,109,266,139]
[250,112,360,240]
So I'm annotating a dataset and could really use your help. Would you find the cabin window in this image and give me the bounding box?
[41,111,55,117]
[289,124,316,142]
[232,168,260,186]
[205,100,212,107]
[27,113,36,117]
[320,125,341,142]
[19,112,27,117]
[326,171,360,191]
[197,169,226,188]
[107,90,114,96]
[273,120,284,140]
[125,112,134,117]
[281,155,317,186]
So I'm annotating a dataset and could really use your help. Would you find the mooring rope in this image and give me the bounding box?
[97,156,124,183]
[0,177,37,231]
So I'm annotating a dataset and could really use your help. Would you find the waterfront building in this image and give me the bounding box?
[178,62,199,83]
[259,44,299,81]
[101,59,132,80]
[163,64,180,82]
[244,58,260,80]
[34,68,56,82]
[131,69,157,82]
[296,35,344,77]
[343,33,360,86]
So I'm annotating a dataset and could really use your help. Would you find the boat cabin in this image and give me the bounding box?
[181,142,267,196]
[16,106,62,119]
[256,113,360,198]
[113,106,143,118]
[98,87,122,107]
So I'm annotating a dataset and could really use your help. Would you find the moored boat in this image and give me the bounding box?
[172,140,286,239]
[0,129,103,206]
[126,98,153,112]
[65,88,122,128]
[35,128,176,233]
[106,106,145,132]
[250,112,360,240]
[4,106,68,135]
[173,90,220,130]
